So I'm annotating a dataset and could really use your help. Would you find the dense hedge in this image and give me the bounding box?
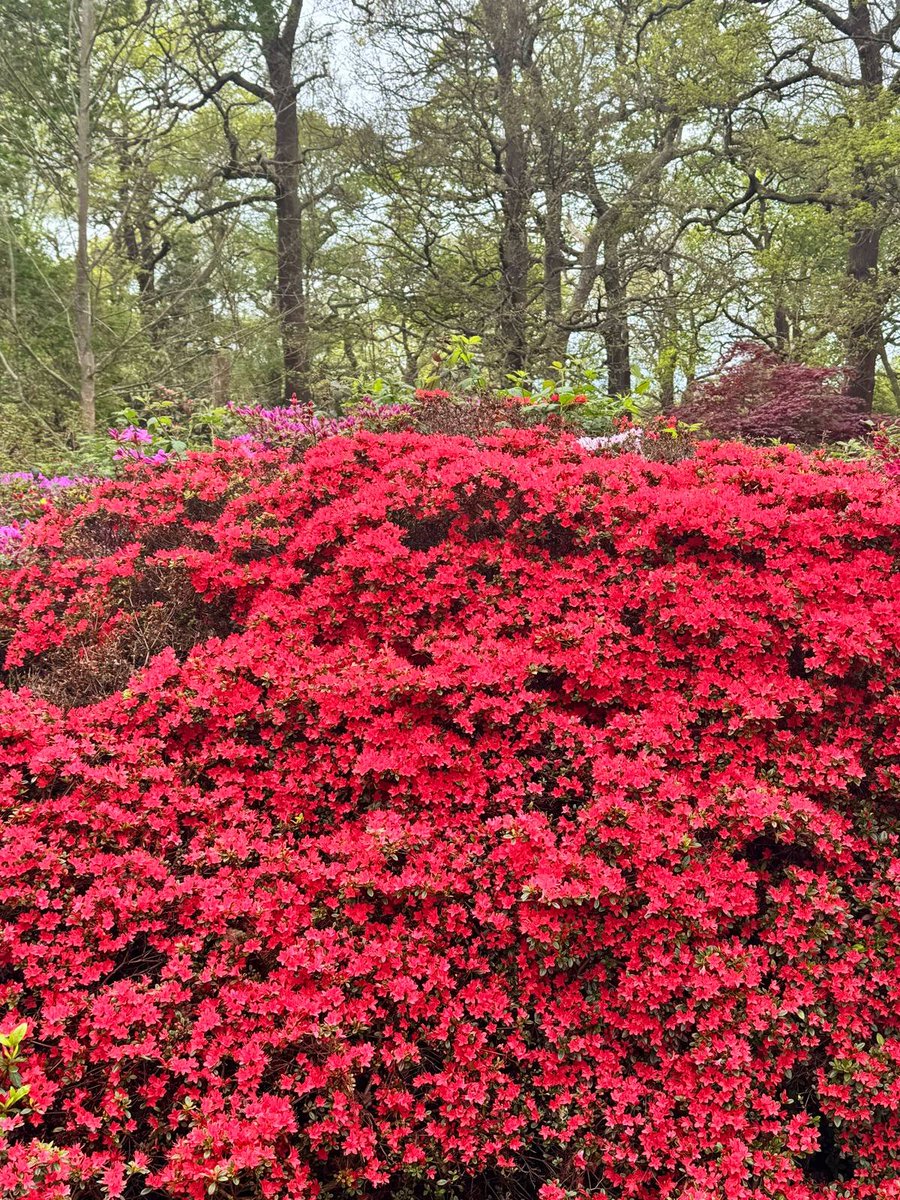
[2,431,900,1199]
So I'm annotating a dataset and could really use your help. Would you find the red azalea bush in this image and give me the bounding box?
[871,424,900,482]
[680,343,865,444]
[2,431,900,1198]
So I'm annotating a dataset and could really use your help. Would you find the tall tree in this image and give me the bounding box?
[168,0,336,402]
[0,0,245,434]
[74,0,97,432]
[720,0,900,409]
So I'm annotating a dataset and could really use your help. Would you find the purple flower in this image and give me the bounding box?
[113,447,170,465]
[109,425,153,445]
[353,401,415,425]
[228,400,358,448]
[0,524,25,557]
[41,475,90,489]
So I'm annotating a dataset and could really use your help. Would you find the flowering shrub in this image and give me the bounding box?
[404,389,533,437]
[2,432,900,1198]
[232,395,416,452]
[229,389,531,449]
[503,360,651,433]
[108,427,171,467]
[869,423,900,481]
[0,473,93,563]
[230,396,360,447]
[578,416,699,464]
[680,343,865,444]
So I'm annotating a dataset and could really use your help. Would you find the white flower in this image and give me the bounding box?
[577,429,644,453]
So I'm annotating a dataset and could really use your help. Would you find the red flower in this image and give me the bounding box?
[2,431,900,1197]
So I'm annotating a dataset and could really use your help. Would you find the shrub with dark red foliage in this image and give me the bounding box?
[680,342,865,444]
[3,431,900,1199]
[409,388,534,436]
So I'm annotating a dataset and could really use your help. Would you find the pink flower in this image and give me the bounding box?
[108,425,152,445]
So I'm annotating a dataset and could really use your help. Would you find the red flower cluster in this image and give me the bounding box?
[2,431,900,1199]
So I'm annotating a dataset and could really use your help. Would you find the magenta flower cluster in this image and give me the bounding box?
[0,473,93,559]
[108,426,152,445]
[0,525,23,556]
[112,447,170,465]
[0,472,89,490]
[228,403,358,445]
[227,395,415,450]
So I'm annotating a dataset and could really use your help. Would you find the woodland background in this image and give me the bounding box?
[2,0,900,468]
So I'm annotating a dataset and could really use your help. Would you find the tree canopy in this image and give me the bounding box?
[3,0,900,463]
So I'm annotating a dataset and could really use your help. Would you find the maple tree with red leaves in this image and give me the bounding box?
[2,430,900,1199]
[679,343,866,445]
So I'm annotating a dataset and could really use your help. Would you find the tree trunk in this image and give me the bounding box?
[485,0,532,373]
[266,46,311,404]
[602,231,630,397]
[879,337,900,406]
[844,1,883,411]
[496,112,531,372]
[74,0,96,435]
[658,256,677,408]
[211,349,231,407]
[845,220,880,410]
[659,350,676,409]
[541,185,568,363]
